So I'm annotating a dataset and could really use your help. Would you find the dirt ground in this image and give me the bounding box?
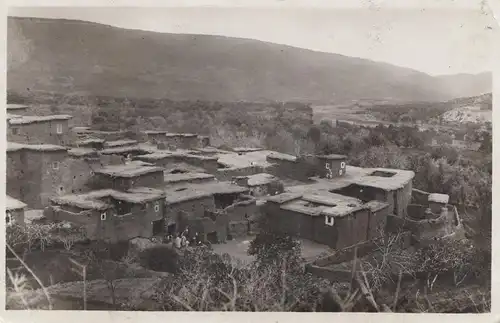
[211,235,334,264]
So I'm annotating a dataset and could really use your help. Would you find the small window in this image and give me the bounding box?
[340,162,346,169]
[11,128,19,135]
[325,215,334,226]
[6,212,12,225]
[338,169,343,175]
[101,212,107,221]
[59,186,64,193]
[154,202,160,212]
[52,161,60,170]
[56,123,63,134]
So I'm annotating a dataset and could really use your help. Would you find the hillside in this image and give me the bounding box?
[7,17,491,104]
[440,93,492,124]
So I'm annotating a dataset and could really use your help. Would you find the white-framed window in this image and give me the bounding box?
[154,202,160,212]
[338,169,343,176]
[325,215,335,226]
[52,161,60,170]
[100,212,107,221]
[56,123,63,134]
[340,161,346,169]
[6,212,12,225]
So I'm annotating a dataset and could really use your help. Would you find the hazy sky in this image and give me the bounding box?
[8,6,497,75]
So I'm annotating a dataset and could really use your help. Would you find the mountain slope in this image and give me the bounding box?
[7,17,492,103]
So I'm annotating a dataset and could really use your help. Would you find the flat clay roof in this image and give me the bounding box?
[216,150,278,169]
[232,147,264,153]
[6,195,27,211]
[165,133,198,138]
[428,193,450,204]
[104,139,138,148]
[266,192,303,204]
[266,152,297,162]
[75,138,105,146]
[95,164,164,178]
[51,188,165,210]
[6,104,29,110]
[246,173,279,186]
[164,187,214,204]
[315,154,348,160]
[8,114,72,125]
[364,200,390,212]
[286,165,414,193]
[164,172,215,184]
[67,148,98,157]
[7,142,68,152]
[100,145,146,155]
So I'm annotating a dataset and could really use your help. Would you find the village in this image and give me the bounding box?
[6,102,466,280]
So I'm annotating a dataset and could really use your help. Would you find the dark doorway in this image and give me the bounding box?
[152,219,165,236]
[207,232,218,244]
[167,223,177,235]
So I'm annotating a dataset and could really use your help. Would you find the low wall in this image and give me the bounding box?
[216,166,264,181]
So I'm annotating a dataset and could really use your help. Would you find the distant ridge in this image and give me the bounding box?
[7,16,492,104]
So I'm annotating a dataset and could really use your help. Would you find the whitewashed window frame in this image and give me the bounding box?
[325,215,335,226]
[154,202,160,212]
[56,123,63,134]
[101,212,107,221]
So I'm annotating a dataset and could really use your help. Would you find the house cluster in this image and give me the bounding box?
[6,103,461,251]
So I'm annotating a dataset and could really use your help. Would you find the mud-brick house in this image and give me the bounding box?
[6,195,27,227]
[164,133,199,150]
[73,138,105,150]
[330,167,414,218]
[144,130,168,145]
[309,154,348,178]
[233,173,284,197]
[164,172,216,187]
[264,192,390,249]
[428,193,450,214]
[163,186,216,237]
[47,187,166,242]
[7,115,73,146]
[92,164,165,191]
[6,142,75,209]
[7,104,30,116]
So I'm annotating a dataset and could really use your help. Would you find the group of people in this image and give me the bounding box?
[163,227,205,249]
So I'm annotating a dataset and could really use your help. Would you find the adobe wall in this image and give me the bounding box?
[183,155,219,173]
[8,209,25,227]
[50,205,107,241]
[216,166,264,181]
[163,136,199,150]
[266,160,309,181]
[214,193,242,209]
[227,220,249,239]
[335,209,370,249]
[66,157,102,194]
[164,196,216,233]
[297,156,346,179]
[19,150,71,209]
[94,171,164,191]
[7,120,71,146]
[386,208,456,244]
[6,150,24,201]
[367,206,389,241]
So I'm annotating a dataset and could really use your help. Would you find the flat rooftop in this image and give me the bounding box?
[7,142,68,153]
[164,186,214,205]
[286,165,415,193]
[6,195,27,211]
[237,173,279,187]
[428,193,450,204]
[75,138,105,146]
[100,145,146,155]
[216,150,279,169]
[315,154,348,160]
[51,188,166,210]
[8,114,72,125]
[67,148,98,157]
[187,181,250,195]
[232,147,264,153]
[6,104,29,111]
[104,139,138,148]
[266,151,298,162]
[165,133,197,138]
[163,172,215,185]
[94,163,164,178]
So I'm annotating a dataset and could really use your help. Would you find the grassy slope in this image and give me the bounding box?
[8,17,490,104]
